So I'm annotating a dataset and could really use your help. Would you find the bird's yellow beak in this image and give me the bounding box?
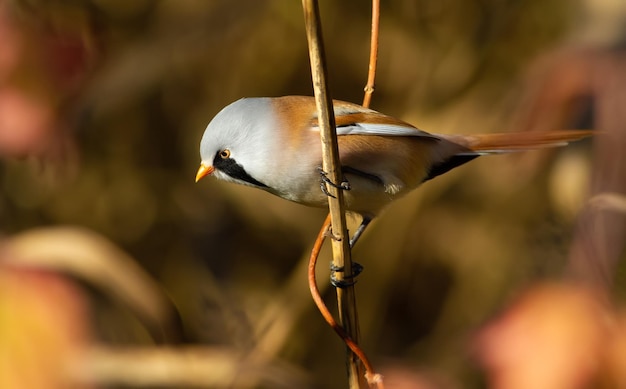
[195,163,214,182]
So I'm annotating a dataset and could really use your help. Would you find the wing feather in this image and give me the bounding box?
[335,122,438,138]
[309,103,439,139]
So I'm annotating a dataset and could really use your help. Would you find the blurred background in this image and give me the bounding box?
[0,0,625,388]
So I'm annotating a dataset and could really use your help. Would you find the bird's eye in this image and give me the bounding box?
[219,149,231,159]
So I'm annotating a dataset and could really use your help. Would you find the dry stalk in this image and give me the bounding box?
[301,0,384,387]
[301,0,361,386]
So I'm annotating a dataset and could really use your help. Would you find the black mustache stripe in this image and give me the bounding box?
[213,155,268,188]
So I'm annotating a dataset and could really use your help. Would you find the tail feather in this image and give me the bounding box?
[422,129,594,182]
[441,130,594,154]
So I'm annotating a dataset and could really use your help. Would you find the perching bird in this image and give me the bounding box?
[196,96,591,246]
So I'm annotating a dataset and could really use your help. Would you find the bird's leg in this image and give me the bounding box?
[317,167,351,198]
[317,169,367,287]
[349,216,372,248]
[328,217,372,287]
[324,217,370,247]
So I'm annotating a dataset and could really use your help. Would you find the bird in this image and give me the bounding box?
[195,95,592,246]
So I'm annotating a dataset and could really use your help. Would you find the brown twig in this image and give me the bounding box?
[301,0,364,386]
[307,215,384,387]
[362,0,380,108]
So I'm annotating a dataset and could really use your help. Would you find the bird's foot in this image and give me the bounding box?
[330,262,364,288]
[318,167,350,198]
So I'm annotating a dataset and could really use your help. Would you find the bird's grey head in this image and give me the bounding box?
[198,97,277,189]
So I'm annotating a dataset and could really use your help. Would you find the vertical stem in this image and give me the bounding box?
[301,1,362,387]
[362,0,380,108]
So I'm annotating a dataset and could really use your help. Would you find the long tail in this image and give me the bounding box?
[442,130,594,154]
[423,130,594,182]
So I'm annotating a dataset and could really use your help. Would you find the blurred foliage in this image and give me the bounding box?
[0,0,624,388]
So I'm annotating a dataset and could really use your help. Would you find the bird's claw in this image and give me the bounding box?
[318,167,350,198]
[330,262,364,288]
